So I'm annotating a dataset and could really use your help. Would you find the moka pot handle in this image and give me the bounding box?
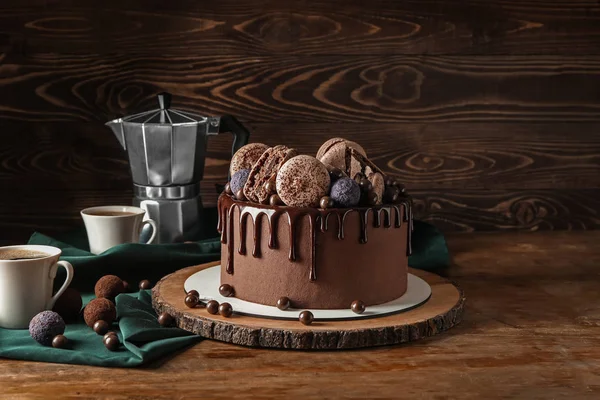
[218,115,250,157]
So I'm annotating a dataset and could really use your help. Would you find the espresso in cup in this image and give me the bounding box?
[81,205,157,255]
[0,245,74,329]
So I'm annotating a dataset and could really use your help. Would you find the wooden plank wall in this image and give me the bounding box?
[0,0,599,242]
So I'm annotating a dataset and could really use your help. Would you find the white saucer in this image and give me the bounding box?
[184,265,431,321]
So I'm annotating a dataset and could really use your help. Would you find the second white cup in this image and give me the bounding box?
[81,205,157,255]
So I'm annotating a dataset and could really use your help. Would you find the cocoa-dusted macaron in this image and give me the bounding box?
[276,155,330,208]
[230,143,270,176]
[368,172,385,205]
[317,138,366,172]
[243,145,298,203]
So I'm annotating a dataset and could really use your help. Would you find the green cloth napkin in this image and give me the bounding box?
[0,206,448,367]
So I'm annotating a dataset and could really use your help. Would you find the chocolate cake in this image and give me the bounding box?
[216,138,413,310]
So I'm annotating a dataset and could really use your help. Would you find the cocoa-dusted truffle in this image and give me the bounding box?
[330,177,360,207]
[29,311,66,346]
[230,169,250,197]
[52,287,82,322]
[83,298,117,327]
[94,275,125,300]
[276,155,330,208]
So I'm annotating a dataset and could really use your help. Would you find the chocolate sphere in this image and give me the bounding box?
[359,178,373,192]
[187,289,200,298]
[52,334,68,349]
[104,335,120,351]
[83,298,116,327]
[351,300,366,314]
[385,178,394,187]
[269,194,284,206]
[139,280,152,290]
[328,167,345,182]
[29,311,66,346]
[206,300,220,315]
[230,169,250,196]
[383,186,400,204]
[299,310,314,325]
[103,332,118,342]
[366,190,378,206]
[122,280,130,292]
[94,275,125,300]
[93,320,110,335]
[218,302,233,317]
[52,287,82,322]
[235,189,246,201]
[276,296,291,310]
[263,179,277,195]
[158,312,175,327]
[224,182,233,195]
[185,294,199,308]
[219,284,234,297]
[319,196,334,209]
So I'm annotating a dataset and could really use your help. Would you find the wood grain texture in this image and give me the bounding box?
[1,232,600,399]
[0,121,598,242]
[1,53,599,123]
[1,0,599,55]
[152,264,464,349]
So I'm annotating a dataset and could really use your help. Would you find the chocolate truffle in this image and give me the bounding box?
[139,280,152,290]
[158,312,175,327]
[276,155,330,208]
[351,300,366,314]
[230,169,250,197]
[230,143,269,176]
[244,145,298,203]
[276,296,291,310]
[94,275,125,300]
[299,310,314,326]
[218,302,233,317]
[219,284,234,297]
[29,311,66,346]
[52,334,68,349]
[330,177,361,207]
[104,335,120,351]
[185,294,199,308]
[83,298,117,327]
[93,320,110,335]
[206,300,219,315]
[52,287,82,322]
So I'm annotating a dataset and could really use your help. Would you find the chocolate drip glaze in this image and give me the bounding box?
[217,194,414,280]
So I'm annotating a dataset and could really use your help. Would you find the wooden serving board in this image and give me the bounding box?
[152,262,465,350]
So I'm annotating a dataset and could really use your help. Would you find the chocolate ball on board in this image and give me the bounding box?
[351,300,366,314]
[218,302,233,318]
[187,289,200,298]
[94,275,125,300]
[184,294,199,308]
[93,320,110,335]
[219,284,234,297]
[83,298,116,327]
[139,280,152,290]
[276,297,291,310]
[52,334,68,349]
[29,311,66,346]
[299,310,314,326]
[52,287,83,322]
[206,300,220,315]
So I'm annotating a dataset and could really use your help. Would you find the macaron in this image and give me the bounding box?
[230,143,270,176]
[276,155,330,208]
[243,145,298,203]
[317,138,367,172]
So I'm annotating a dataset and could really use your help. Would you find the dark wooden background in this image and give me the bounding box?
[1,0,599,243]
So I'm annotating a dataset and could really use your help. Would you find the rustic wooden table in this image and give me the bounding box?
[1,231,599,399]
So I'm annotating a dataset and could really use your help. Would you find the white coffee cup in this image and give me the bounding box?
[81,205,158,255]
[0,245,74,329]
